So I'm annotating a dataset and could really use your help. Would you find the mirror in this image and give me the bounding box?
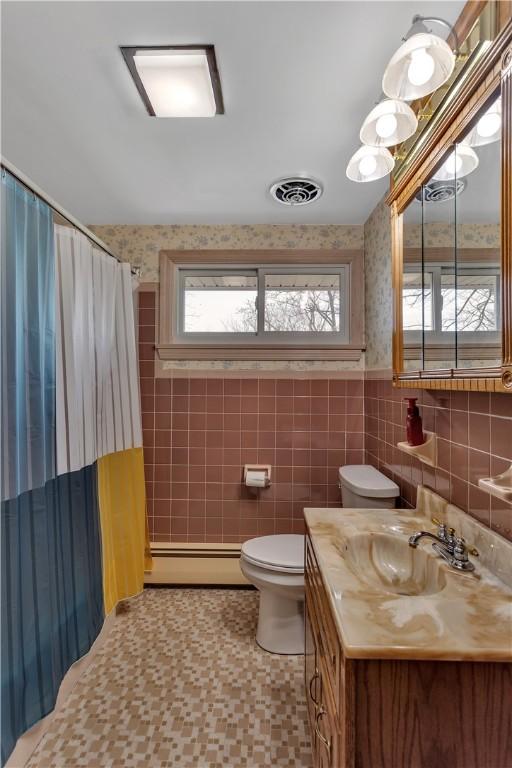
[400,92,501,374]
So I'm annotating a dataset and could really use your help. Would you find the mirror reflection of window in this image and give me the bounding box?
[401,91,501,373]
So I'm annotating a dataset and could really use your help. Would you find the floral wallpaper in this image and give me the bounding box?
[404,222,500,248]
[162,358,364,373]
[91,219,499,373]
[89,224,365,373]
[363,197,392,371]
[89,224,364,281]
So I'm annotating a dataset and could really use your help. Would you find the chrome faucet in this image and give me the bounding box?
[409,518,478,572]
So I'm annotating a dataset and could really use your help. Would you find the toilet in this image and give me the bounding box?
[339,464,399,508]
[240,534,305,655]
[241,465,399,656]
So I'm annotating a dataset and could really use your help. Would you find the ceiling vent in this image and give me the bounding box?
[269,177,323,206]
[415,178,466,203]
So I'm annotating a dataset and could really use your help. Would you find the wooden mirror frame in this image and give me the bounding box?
[388,17,512,393]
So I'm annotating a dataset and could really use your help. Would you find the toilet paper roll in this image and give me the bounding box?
[245,470,267,488]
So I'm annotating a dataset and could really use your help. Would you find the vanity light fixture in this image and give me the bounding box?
[346,14,458,184]
[346,146,395,183]
[382,16,457,101]
[432,144,479,181]
[120,45,224,117]
[360,99,418,148]
[462,97,502,147]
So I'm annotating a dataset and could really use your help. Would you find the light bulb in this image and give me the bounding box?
[407,48,435,87]
[375,113,398,139]
[358,155,377,177]
[477,111,501,138]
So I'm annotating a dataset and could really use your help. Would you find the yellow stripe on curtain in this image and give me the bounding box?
[97,447,152,614]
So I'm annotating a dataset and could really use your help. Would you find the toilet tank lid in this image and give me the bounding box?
[241,534,304,571]
[338,465,399,499]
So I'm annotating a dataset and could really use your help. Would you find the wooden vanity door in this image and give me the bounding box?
[305,594,320,763]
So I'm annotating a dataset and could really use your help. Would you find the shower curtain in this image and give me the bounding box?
[1,173,103,764]
[54,226,148,614]
[1,175,149,765]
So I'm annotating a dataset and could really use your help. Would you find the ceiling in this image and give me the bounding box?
[1,0,465,225]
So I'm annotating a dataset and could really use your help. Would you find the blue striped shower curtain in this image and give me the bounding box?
[0,172,104,764]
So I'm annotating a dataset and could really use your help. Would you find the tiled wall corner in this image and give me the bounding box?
[364,375,512,541]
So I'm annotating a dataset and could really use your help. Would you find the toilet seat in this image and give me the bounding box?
[241,534,304,574]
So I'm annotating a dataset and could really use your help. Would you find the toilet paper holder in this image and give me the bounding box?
[243,464,272,488]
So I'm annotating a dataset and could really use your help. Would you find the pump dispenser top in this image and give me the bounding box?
[404,398,424,447]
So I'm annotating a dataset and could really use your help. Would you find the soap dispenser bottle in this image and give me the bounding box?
[404,398,424,446]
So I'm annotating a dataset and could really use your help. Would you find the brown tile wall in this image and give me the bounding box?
[139,291,364,543]
[364,376,512,541]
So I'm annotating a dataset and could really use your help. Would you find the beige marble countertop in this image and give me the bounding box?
[304,487,512,662]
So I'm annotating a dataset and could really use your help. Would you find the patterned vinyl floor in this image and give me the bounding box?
[26,589,312,768]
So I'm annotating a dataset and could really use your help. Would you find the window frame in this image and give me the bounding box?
[176,264,349,345]
[403,262,501,347]
[157,249,364,361]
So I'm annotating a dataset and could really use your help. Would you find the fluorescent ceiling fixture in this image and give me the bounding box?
[433,145,479,181]
[121,46,224,117]
[360,99,418,148]
[346,146,395,183]
[462,97,501,147]
[382,32,455,101]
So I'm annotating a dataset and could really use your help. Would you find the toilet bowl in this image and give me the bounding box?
[339,464,400,508]
[240,534,304,655]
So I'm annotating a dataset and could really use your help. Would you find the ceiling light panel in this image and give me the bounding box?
[121,46,224,117]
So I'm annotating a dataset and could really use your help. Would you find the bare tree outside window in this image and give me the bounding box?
[224,273,341,333]
[441,275,498,332]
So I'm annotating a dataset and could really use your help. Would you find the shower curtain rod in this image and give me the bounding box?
[1,157,140,277]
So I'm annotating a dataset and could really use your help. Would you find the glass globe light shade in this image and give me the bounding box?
[382,32,455,101]
[346,146,395,183]
[462,98,501,147]
[432,145,479,181]
[360,99,418,148]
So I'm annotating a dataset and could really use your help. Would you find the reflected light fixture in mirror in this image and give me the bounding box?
[462,97,502,147]
[360,99,418,147]
[346,146,395,182]
[433,145,479,181]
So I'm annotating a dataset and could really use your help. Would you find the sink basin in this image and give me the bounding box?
[340,532,447,596]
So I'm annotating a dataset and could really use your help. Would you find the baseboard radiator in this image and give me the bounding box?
[145,543,249,586]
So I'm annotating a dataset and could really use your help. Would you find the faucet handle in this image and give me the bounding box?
[454,536,479,559]
[431,517,448,539]
[431,517,456,543]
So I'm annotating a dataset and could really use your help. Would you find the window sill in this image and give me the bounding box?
[155,343,364,361]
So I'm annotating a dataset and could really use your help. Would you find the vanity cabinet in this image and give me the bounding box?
[305,531,512,768]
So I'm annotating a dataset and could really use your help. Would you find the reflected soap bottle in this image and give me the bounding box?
[404,398,424,446]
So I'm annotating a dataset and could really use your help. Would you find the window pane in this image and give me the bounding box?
[441,274,498,332]
[402,272,433,330]
[264,274,341,332]
[183,273,257,332]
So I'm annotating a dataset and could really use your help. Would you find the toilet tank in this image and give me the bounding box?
[338,465,399,509]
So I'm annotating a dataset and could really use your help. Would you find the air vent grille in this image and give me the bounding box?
[269,177,323,206]
[416,179,466,203]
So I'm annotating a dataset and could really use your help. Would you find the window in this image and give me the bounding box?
[157,250,363,361]
[403,264,500,341]
[402,272,433,331]
[177,266,348,343]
